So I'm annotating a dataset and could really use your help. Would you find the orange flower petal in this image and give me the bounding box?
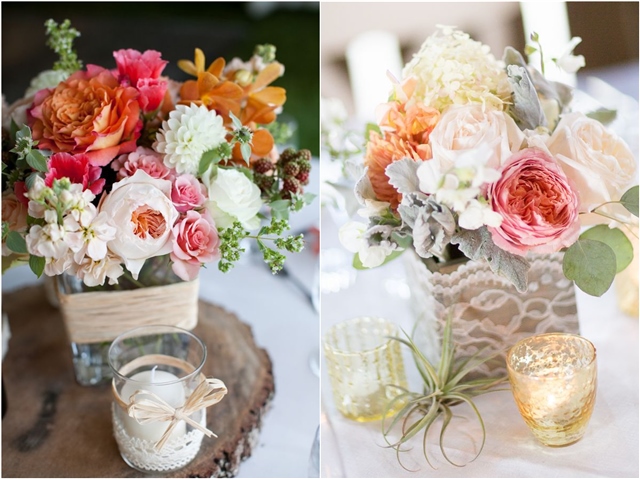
[177,59,198,77]
[207,57,225,78]
[180,80,200,102]
[251,86,286,106]
[211,80,244,100]
[251,129,275,156]
[198,72,219,97]
[194,48,205,73]
[252,62,284,91]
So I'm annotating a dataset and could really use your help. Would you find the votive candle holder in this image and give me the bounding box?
[323,317,407,422]
[507,333,597,447]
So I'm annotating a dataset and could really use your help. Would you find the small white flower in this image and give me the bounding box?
[554,37,586,74]
[76,254,124,287]
[44,253,75,277]
[64,207,117,263]
[458,199,503,230]
[154,104,226,175]
[338,221,396,268]
[26,223,69,260]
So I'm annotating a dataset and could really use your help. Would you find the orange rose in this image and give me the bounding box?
[28,66,141,166]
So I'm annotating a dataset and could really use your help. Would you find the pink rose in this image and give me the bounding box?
[113,49,167,85]
[171,174,207,213]
[170,210,220,281]
[488,147,580,255]
[136,78,168,113]
[45,152,105,195]
[111,146,175,181]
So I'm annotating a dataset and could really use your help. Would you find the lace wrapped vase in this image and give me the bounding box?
[404,251,579,379]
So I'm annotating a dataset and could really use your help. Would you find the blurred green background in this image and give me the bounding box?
[2,1,320,156]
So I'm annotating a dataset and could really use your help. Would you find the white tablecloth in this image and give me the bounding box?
[320,210,639,478]
[1,160,320,478]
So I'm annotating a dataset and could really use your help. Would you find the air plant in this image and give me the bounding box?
[382,314,508,469]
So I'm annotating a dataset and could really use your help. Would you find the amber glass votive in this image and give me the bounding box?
[507,333,597,447]
[323,317,407,422]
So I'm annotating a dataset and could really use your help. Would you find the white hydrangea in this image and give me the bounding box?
[25,69,69,97]
[403,26,511,112]
[154,104,226,175]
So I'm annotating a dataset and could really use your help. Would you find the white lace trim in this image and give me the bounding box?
[404,252,580,378]
[112,403,205,472]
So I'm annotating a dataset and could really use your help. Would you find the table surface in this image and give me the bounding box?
[319,201,639,478]
[1,161,320,478]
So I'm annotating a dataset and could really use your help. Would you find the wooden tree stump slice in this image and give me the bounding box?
[1,285,274,478]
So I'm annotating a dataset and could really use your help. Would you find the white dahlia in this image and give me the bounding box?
[154,104,226,175]
[403,26,511,112]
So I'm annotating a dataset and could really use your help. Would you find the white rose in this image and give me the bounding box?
[547,112,637,216]
[203,167,262,230]
[99,170,179,278]
[429,105,525,173]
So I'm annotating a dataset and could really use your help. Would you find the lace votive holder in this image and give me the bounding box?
[108,326,227,473]
[323,317,407,422]
[507,333,597,447]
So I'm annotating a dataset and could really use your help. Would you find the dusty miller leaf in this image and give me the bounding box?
[451,227,530,292]
[354,168,376,206]
[385,158,421,196]
[503,47,547,130]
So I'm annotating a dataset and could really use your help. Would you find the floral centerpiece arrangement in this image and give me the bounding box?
[1,20,314,384]
[340,26,638,298]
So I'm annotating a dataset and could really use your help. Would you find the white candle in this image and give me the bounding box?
[120,368,187,443]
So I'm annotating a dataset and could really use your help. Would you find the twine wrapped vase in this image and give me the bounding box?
[56,258,200,386]
[403,251,580,379]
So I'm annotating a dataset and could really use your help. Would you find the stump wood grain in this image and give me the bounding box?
[1,285,274,478]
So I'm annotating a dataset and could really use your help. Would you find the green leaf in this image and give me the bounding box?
[580,225,633,273]
[524,45,537,56]
[29,254,46,278]
[530,31,540,42]
[352,249,404,270]
[25,172,41,191]
[1,222,9,240]
[269,199,290,220]
[240,143,252,164]
[10,118,20,142]
[229,111,243,130]
[563,239,617,296]
[364,122,381,140]
[620,185,639,217]
[26,150,48,172]
[586,108,617,125]
[198,149,221,176]
[5,231,28,254]
[16,125,30,141]
[303,192,316,205]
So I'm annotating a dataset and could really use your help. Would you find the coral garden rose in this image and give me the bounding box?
[488,147,580,255]
[113,49,168,86]
[45,152,105,195]
[99,170,179,277]
[546,112,637,215]
[170,210,220,281]
[28,65,141,167]
[429,104,525,172]
[2,189,28,255]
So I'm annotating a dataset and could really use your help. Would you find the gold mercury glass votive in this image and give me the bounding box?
[323,317,408,422]
[507,333,597,447]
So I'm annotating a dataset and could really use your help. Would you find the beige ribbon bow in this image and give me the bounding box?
[127,378,228,451]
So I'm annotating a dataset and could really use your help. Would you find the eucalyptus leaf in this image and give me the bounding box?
[198,149,220,176]
[5,231,28,254]
[29,254,46,278]
[240,143,252,164]
[26,150,48,172]
[586,108,617,125]
[385,158,421,196]
[580,225,633,273]
[620,185,639,217]
[563,239,616,297]
[451,227,530,292]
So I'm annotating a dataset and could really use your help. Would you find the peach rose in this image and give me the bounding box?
[28,66,141,167]
[547,112,637,215]
[429,105,524,173]
[170,210,220,281]
[2,189,28,240]
[488,147,580,255]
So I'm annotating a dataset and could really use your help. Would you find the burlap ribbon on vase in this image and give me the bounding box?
[58,279,200,344]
